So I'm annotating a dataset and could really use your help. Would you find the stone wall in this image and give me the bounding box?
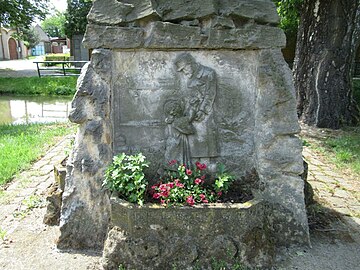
[58,0,309,258]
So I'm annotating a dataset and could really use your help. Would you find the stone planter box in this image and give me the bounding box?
[102,196,277,269]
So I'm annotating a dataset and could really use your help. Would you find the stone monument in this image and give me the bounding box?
[58,0,309,267]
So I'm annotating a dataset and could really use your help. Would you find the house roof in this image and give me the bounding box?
[34,24,50,42]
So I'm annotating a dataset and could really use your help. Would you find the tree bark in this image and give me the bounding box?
[294,0,360,129]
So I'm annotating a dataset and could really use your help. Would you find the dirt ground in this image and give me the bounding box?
[0,129,359,269]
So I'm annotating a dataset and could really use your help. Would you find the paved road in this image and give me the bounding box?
[0,58,41,77]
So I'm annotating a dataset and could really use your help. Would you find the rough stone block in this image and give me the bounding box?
[144,22,202,48]
[88,0,158,25]
[219,0,280,24]
[206,25,286,49]
[43,186,62,226]
[54,164,66,191]
[83,24,144,49]
[155,0,217,21]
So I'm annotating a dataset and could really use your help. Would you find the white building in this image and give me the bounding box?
[0,27,27,60]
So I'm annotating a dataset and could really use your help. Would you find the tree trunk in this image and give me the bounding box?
[294,0,360,129]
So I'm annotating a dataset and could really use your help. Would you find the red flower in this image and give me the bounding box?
[217,191,222,197]
[168,159,177,166]
[159,184,168,192]
[195,162,207,171]
[167,182,174,189]
[194,178,202,185]
[160,199,166,204]
[186,196,195,206]
[176,182,184,188]
[153,193,161,199]
[199,194,206,200]
[202,200,209,203]
[186,169,192,176]
[200,175,206,180]
[161,190,170,198]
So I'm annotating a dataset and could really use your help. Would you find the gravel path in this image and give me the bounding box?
[0,126,359,270]
[0,58,40,77]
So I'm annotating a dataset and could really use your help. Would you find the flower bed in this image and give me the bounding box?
[101,154,307,269]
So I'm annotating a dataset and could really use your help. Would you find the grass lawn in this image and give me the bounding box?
[0,122,75,186]
[0,77,77,96]
[303,126,360,178]
[322,127,360,175]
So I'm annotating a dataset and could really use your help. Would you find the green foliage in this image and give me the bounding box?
[0,0,49,28]
[11,27,40,49]
[104,153,149,206]
[44,53,70,62]
[213,164,235,194]
[302,139,311,147]
[41,11,66,38]
[64,0,92,38]
[44,53,71,66]
[274,0,302,35]
[0,122,75,185]
[0,77,77,96]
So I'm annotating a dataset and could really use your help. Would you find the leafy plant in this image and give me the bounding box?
[103,153,149,206]
[213,164,235,195]
[0,227,6,241]
[151,160,235,206]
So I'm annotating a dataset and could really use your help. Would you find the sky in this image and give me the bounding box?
[49,0,67,12]
[33,0,67,24]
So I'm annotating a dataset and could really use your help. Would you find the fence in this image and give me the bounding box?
[33,61,88,77]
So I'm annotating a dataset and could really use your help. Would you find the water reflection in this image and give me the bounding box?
[0,95,72,124]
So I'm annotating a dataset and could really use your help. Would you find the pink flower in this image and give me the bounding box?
[186,196,195,206]
[194,178,202,185]
[167,182,174,189]
[161,190,170,198]
[176,182,184,188]
[200,175,206,180]
[159,184,168,192]
[174,179,184,188]
[153,193,161,199]
[195,162,207,171]
[160,199,166,204]
[186,169,192,176]
[168,159,177,166]
[199,194,208,203]
[217,191,222,197]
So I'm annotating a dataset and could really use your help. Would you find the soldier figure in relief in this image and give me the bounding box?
[171,53,219,162]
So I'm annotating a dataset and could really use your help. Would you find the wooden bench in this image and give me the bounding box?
[33,61,89,78]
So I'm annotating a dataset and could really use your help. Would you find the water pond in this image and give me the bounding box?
[0,95,72,125]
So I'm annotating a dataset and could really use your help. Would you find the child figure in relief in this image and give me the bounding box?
[163,99,195,168]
